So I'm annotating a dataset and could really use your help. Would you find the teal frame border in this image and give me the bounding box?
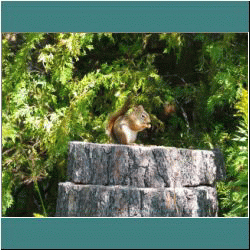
[1,1,249,32]
[1,218,249,249]
[1,1,249,249]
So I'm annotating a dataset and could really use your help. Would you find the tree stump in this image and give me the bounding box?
[56,142,226,217]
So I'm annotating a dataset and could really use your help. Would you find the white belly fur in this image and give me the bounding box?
[121,124,138,143]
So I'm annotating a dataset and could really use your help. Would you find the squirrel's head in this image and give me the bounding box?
[133,105,151,129]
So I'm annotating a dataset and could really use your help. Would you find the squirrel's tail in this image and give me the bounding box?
[106,97,132,140]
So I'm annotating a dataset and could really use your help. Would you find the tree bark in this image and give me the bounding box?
[56,142,226,217]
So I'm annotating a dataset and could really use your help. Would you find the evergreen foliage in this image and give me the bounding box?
[1,33,248,217]
[217,89,248,217]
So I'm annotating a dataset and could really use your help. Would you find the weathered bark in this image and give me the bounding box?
[67,142,225,188]
[56,142,226,217]
[56,182,218,217]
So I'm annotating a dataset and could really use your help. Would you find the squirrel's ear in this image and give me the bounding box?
[133,106,139,112]
[137,105,145,111]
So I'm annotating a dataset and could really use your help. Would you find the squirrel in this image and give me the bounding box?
[106,98,151,145]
